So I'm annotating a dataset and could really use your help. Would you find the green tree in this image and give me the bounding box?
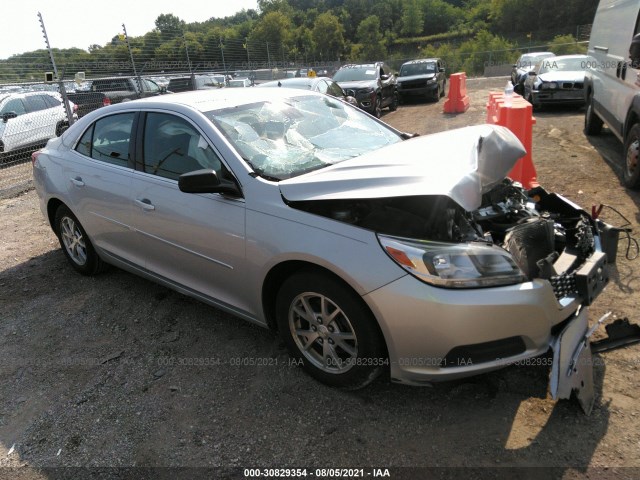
[549,34,586,55]
[356,15,387,61]
[250,11,294,47]
[312,12,345,60]
[155,14,186,40]
[401,0,424,36]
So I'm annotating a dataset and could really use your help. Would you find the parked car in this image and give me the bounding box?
[396,58,446,102]
[0,91,76,162]
[258,77,358,106]
[33,89,616,395]
[167,75,224,93]
[511,52,555,94]
[584,0,640,188]
[228,78,252,88]
[332,62,398,118]
[523,55,588,108]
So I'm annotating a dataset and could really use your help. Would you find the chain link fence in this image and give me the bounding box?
[0,15,593,199]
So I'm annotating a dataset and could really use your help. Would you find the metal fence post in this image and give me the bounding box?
[122,23,143,97]
[38,12,74,126]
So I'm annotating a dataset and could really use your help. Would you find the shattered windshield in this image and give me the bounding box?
[205,95,402,180]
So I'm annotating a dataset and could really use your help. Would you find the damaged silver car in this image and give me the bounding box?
[32,88,616,408]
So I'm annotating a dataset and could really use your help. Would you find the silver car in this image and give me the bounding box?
[32,88,615,400]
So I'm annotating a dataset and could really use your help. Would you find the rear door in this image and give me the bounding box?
[128,110,248,312]
[63,112,140,263]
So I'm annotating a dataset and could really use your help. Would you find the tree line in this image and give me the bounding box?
[0,0,597,81]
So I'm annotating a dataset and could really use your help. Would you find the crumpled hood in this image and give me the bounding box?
[279,124,527,212]
[336,80,378,91]
[538,71,585,83]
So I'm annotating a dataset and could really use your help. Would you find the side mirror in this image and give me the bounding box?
[2,111,17,123]
[380,74,390,81]
[178,169,241,196]
[630,34,640,66]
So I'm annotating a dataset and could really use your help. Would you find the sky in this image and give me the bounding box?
[1,0,259,59]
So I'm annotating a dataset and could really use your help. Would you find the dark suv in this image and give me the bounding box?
[396,58,446,102]
[332,62,398,117]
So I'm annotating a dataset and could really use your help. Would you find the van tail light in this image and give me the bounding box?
[102,98,111,107]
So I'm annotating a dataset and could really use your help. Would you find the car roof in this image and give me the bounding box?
[258,77,330,89]
[131,87,314,112]
[401,58,439,65]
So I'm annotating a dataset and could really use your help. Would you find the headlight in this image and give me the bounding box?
[378,234,526,288]
[426,78,436,84]
[540,82,558,90]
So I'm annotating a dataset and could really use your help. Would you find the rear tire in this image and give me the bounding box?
[54,205,106,275]
[276,272,386,389]
[623,123,640,189]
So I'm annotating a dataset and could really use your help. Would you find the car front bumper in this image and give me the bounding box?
[363,271,595,386]
[531,88,585,105]
[397,81,438,97]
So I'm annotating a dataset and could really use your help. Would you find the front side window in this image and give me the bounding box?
[143,113,222,181]
[326,81,345,98]
[1,98,27,116]
[75,113,134,167]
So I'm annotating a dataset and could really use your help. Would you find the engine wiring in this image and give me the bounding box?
[596,204,639,261]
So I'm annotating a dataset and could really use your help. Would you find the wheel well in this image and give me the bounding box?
[46,198,64,233]
[625,112,640,141]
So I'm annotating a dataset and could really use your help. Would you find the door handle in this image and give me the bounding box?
[135,198,155,211]
[70,177,84,187]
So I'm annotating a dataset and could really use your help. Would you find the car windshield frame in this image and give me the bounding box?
[399,62,437,77]
[204,94,402,181]
[332,66,378,82]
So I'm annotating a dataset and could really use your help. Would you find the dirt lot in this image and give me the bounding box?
[1,77,639,479]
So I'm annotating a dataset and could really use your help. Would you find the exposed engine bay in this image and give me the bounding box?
[289,179,615,301]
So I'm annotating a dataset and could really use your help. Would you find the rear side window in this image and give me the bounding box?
[42,95,61,108]
[75,113,135,167]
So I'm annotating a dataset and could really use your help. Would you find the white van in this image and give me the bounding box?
[584,0,640,188]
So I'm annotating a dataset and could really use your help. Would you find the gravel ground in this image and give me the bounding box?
[0,77,639,479]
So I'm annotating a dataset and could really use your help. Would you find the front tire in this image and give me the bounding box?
[623,123,640,189]
[584,93,603,135]
[54,205,105,275]
[389,92,399,111]
[373,96,382,118]
[276,272,386,389]
[55,121,69,137]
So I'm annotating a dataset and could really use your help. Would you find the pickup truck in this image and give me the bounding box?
[66,77,167,117]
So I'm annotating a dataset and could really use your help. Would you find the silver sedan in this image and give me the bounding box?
[32,88,615,396]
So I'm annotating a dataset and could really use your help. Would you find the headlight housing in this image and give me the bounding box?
[378,234,526,288]
[359,87,375,95]
[540,82,558,90]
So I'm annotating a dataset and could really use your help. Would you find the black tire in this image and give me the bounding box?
[54,205,106,275]
[584,93,603,136]
[373,96,382,118]
[623,123,640,189]
[276,271,386,389]
[389,92,399,112]
[55,121,69,137]
[440,80,446,98]
[431,85,440,102]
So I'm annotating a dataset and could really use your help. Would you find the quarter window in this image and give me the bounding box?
[143,112,222,180]
[74,113,134,167]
